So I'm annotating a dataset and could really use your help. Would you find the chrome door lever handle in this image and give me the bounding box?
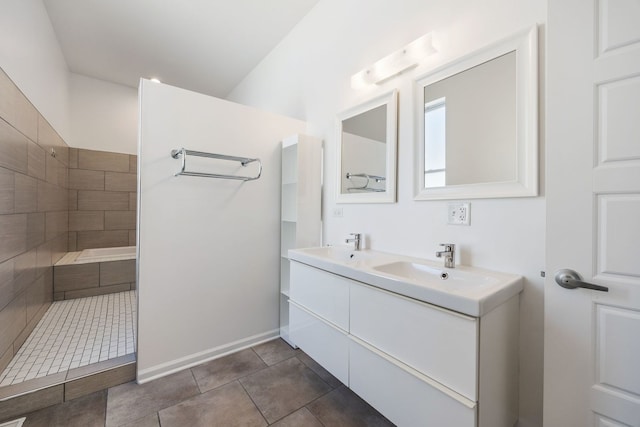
[554,269,609,292]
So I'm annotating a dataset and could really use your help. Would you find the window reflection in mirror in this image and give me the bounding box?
[423,51,516,188]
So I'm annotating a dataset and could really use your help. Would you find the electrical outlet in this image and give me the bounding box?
[332,207,344,218]
[448,202,470,225]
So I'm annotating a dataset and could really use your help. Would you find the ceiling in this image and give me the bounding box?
[43,0,319,98]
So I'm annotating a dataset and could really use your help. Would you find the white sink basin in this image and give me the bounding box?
[288,246,523,316]
[295,246,375,263]
[373,261,500,288]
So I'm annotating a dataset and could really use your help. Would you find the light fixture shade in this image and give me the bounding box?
[351,32,436,89]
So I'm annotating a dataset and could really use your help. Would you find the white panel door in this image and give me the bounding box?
[545,1,640,426]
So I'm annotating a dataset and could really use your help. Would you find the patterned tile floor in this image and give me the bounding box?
[1,339,393,427]
[0,291,136,387]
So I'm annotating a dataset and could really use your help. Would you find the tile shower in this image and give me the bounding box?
[0,67,138,407]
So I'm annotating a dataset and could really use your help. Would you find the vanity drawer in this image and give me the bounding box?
[290,261,349,331]
[349,338,476,427]
[350,282,478,401]
[289,301,349,385]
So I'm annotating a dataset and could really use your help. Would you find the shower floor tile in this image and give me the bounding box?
[0,291,136,387]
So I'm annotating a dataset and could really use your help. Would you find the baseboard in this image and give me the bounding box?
[136,329,280,384]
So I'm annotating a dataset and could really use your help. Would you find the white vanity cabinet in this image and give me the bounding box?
[289,260,520,427]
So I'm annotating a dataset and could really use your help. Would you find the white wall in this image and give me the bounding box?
[0,0,70,141]
[229,1,546,426]
[70,73,139,154]
[137,79,305,382]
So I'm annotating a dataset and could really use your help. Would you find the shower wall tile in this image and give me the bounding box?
[105,211,136,231]
[100,260,135,286]
[76,230,129,251]
[69,211,104,232]
[0,68,68,376]
[0,118,28,174]
[78,149,129,172]
[14,173,38,213]
[105,172,136,192]
[0,168,13,214]
[78,190,129,211]
[69,149,137,250]
[54,263,99,291]
[69,169,104,191]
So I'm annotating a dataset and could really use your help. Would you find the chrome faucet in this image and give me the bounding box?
[436,243,455,268]
[345,233,362,251]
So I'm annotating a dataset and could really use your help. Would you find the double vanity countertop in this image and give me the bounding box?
[288,246,523,317]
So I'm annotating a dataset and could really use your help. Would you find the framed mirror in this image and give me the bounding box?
[414,26,538,200]
[336,90,398,203]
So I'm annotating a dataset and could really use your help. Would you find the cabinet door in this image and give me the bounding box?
[350,282,478,400]
[350,338,476,427]
[290,262,350,331]
[290,302,349,385]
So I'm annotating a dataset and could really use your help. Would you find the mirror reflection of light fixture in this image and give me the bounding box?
[351,33,437,89]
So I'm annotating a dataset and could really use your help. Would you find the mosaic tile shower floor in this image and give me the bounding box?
[0,291,136,387]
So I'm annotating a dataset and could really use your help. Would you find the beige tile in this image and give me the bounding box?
[69,147,78,168]
[0,117,28,174]
[35,242,52,277]
[45,153,60,185]
[69,211,104,232]
[0,69,38,142]
[0,257,14,310]
[0,384,63,421]
[78,149,129,172]
[100,260,135,286]
[53,291,64,301]
[68,168,105,190]
[13,248,37,296]
[68,231,77,251]
[25,273,49,322]
[37,115,69,166]
[0,214,27,263]
[296,352,343,389]
[50,234,67,265]
[105,210,136,230]
[76,230,129,250]
[0,344,12,378]
[53,263,99,292]
[105,172,136,192]
[12,389,105,427]
[64,283,131,299]
[68,189,78,211]
[129,192,137,211]
[45,211,68,241]
[14,172,37,213]
[13,298,50,352]
[0,372,66,401]
[65,363,136,401]
[0,167,14,214]
[77,190,129,211]
[120,413,160,427]
[26,212,45,250]
[129,155,137,173]
[128,230,136,246]
[0,292,26,356]
[27,140,46,180]
[37,181,67,212]
[158,381,267,427]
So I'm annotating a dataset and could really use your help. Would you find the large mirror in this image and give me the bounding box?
[336,90,397,203]
[414,26,538,200]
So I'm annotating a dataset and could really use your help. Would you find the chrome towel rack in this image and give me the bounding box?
[170,148,262,181]
[345,172,386,192]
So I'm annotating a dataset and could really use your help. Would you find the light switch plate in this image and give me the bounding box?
[332,207,344,218]
[448,202,470,225]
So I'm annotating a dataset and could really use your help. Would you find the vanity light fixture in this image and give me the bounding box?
[351,32,437,89]
[150,78,161,83]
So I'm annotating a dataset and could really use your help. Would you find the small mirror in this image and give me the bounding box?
[337,90,398,203]
[414,26,538,200]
